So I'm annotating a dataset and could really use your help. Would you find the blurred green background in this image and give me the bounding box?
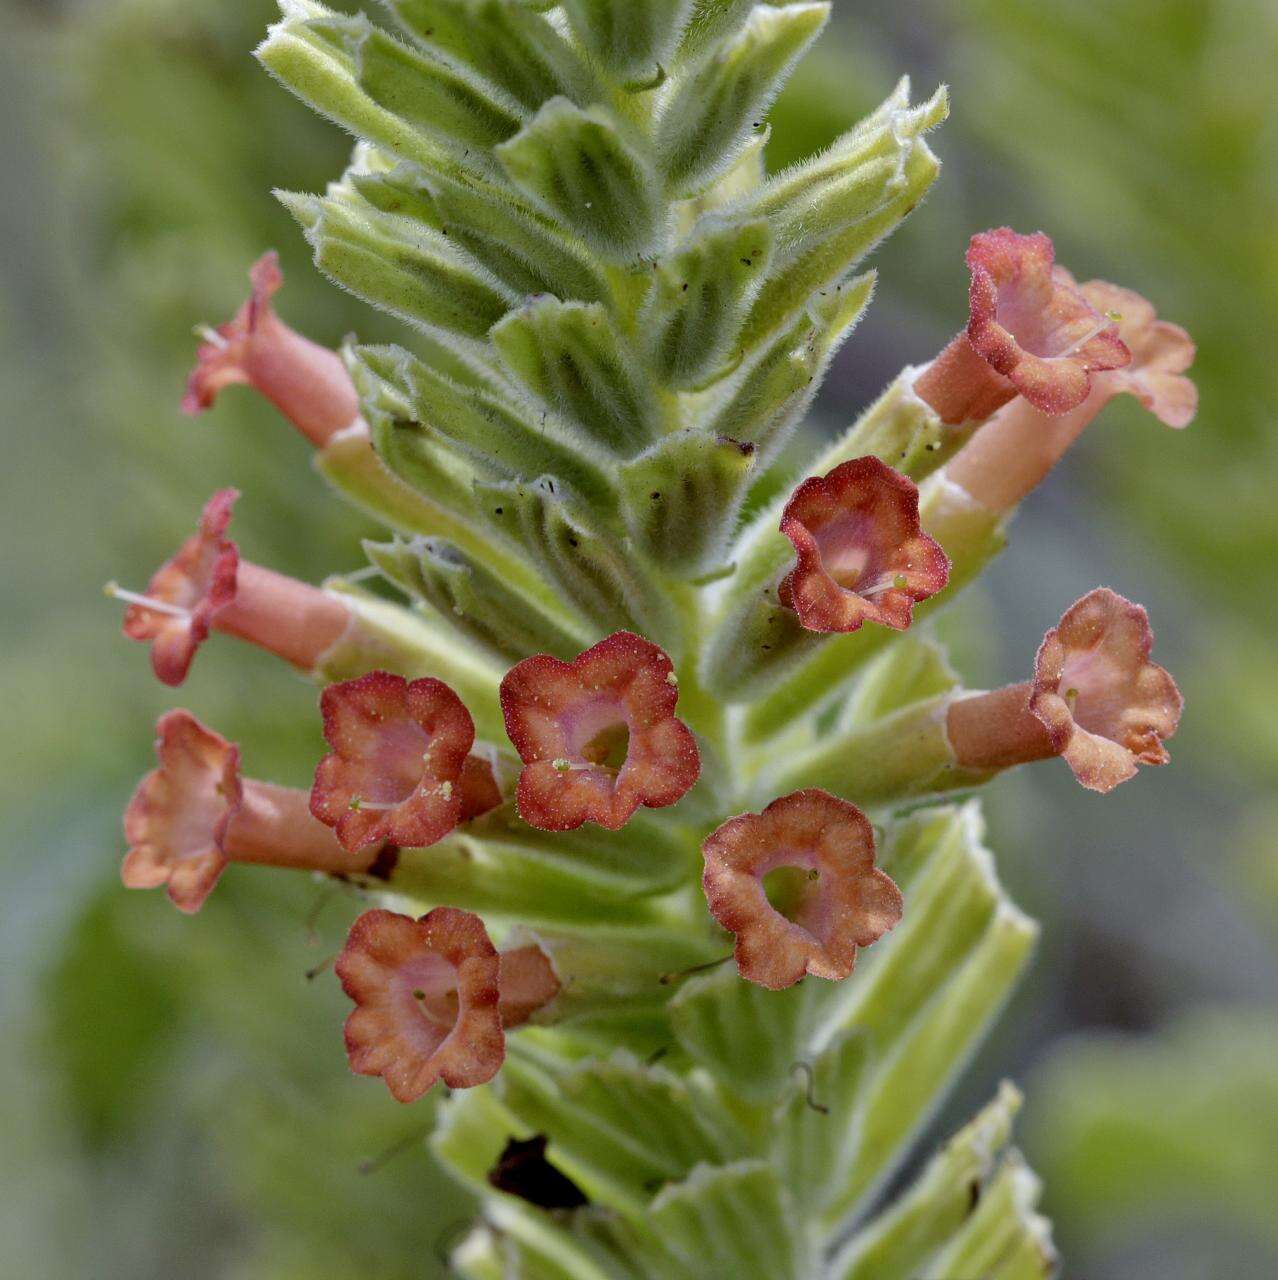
[1,1,1275,1276]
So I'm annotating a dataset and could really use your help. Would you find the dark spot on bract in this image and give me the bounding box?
[487,1135,589,1211]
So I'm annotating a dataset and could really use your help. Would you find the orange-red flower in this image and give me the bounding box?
[914,228,1130,425]
[337,908,506,1101]
[701,789,902,990]
[947,588,1182,794]
[183,251,360,447]
[779,457,949,633]
[123,710,243,914]
[123,710,367,913]
[120,489,240,686]
[1030,588,1183,793]
[500,632,700,831]
[311,672,477,853]
[116,489,352,685]
[942,280,1196,514]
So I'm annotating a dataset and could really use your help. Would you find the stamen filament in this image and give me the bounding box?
[193,322,228,349]
[104,581,191,619]
[1059,315,1114,359]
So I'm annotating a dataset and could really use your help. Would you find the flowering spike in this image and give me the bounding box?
[778,456,950,633]
[914,228,1130,425]
[311,671,476,853]
[337,907,505,1101]
[701,789,902,990]
[117,489,353,682]
[942,280,1197,514]
[947,588,1182,794]
[119,489,240,686]
[123,710,370,914]
[500,631,700,831]
[182,251,360,446]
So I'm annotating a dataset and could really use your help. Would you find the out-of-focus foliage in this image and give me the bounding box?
[1027,1012,1278,1280]
[0,1,468,1275]
[1,0,1275,1276]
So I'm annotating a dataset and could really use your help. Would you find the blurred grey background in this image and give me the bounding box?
[2,1,1276,1277]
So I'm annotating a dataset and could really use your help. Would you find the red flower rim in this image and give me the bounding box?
[121,489,240,686]
[311,671,476,853]
[779,457,950,633]
[966,227,1131,416]
[121,709,243,914]
[337,907,504,1101]
[500,631,701,831]
[702,789,903,990]
[1030,588,1183,793]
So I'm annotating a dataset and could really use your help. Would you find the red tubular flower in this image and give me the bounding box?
[778,457,950,633]
[115,489,353,685]
[122,710,375,914]
[702,789,902,990]
[914,228,1130,425]
[947,588,1183,794]
[183,251,361,447]
[942,280,1196,513]
[311,672,477,853]
[119,489,240,686]
[1030,588,1183,793]
[500,632,700,831]
[337,907,505,1101]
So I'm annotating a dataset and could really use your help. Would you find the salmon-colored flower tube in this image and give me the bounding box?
[914,229,1130,426]
[183,251,360,447]
[947,588,1183,793]
[701,789,902,990]
[779,456,950,633]
[122,710,379,914]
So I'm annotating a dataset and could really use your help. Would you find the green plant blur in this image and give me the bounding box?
[1,1,1273,1277]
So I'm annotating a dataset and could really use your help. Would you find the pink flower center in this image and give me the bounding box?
[561,698,632,774]
[357,721,436,810]
[390,952,462,1056]
[759,850,833,947]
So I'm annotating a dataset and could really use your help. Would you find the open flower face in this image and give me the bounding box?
[702,789,903,990]
[122,710,242,914]
[966,228,1131,417]
[311,672,476,853]
[500,632,700,831]
[1079,280,1197,428]
[1030,588,1183,793]
[121,489,239,686]
[182,251,360,446]
[337,907,505,1101]
[779,457,949,633]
